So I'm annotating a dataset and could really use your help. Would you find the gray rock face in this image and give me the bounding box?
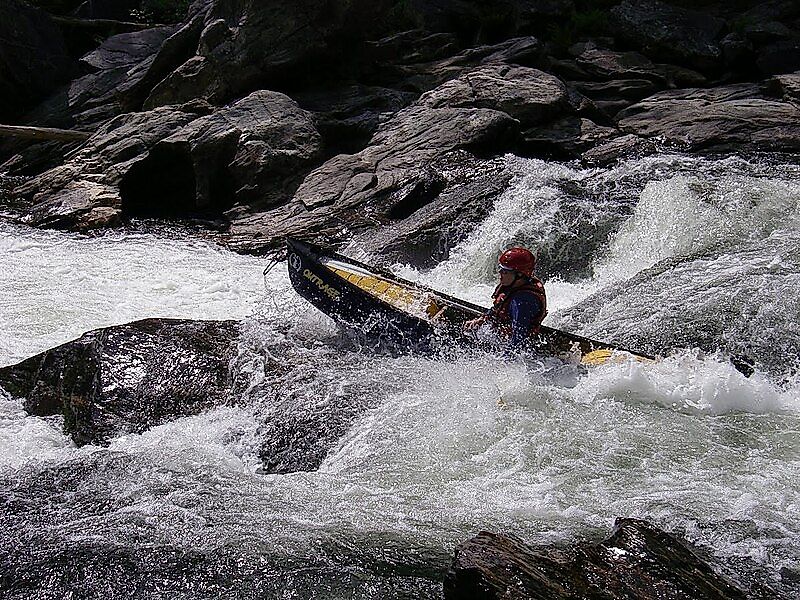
[47,27,177,128]
[769,71,800,102]
[16,106,200,230]
[444,518,748,599]
[225,63,584,254]
[418,64,568,125]
[0,0,76,121]
[224,69,526,254]
[0,319,239,446]
[610,0,725,70]
[144,0,403,107]
[16,91,321,228]
[151,90,323,214]
[616,85,800,152]
[294,85,417,155]
[352,152,512,267]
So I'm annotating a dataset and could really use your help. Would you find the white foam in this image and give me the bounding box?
[573,349,800,416]
[0,223,274,366]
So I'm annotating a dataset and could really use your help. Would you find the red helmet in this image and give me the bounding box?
[498,247,536,277]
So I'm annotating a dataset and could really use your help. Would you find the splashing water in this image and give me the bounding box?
[1,154,800,598]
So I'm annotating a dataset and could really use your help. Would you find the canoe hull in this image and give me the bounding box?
[286,238,436,351]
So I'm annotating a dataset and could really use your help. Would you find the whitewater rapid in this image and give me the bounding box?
[1,153,799,598]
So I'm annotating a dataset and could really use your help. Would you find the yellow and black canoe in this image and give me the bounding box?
[284,237,654,366]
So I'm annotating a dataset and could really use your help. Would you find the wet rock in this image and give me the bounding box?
[149,90,323,214]
[0,319,239,446]
[609,0,725,71]
[352,152,512,267]
[581,133,656,165]
[16,106,199,230]
[523,116,617,158]
[0,0,77,121]
[616,84,800,152]
[444,518,747,599]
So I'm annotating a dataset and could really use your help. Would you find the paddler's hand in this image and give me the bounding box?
[463,317,486,332]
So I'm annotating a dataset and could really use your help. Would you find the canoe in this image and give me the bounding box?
[283,237,654,365]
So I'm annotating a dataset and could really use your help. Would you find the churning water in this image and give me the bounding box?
[1,153,799,598]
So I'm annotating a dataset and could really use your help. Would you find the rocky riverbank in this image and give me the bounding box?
[2,0,799,263]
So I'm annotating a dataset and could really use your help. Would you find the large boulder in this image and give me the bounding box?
[0,0,76,121]
[609,0,725,71]
[224,63,589,254]
[0,319,239,446]
[444,518,748,599]
[293,85,417,155]
[132,90,323,215]
[616,84,800,152]
[14,91,322,229]
[15,105,200,230]
[144,0,404,108]
[351,151,512,267]
[418,64,569,125]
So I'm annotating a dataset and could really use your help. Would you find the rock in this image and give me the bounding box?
[142,0,410,107]
[571,79,660,101]
[444,518,748,599]
[0,319,239,446]
[224,69,531,254]
[30,26,177,128]
[756,39,800,75]
[294,85,417,155]
[768,71,800,102]
[0,0,77,121]
[418,64,569,126]
[523,116,618,157]
[576,48,665,82]
[610,0,725,71]
[16,106,199,230]
[616,84,800,152]
[16,91,322,229]
[581,133,656,165]
[352,152,511,267]
[382,36,544,94]
[147,90,323,214]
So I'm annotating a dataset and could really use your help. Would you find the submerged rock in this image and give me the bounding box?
[445,518,747,599]
[0,319,239,446]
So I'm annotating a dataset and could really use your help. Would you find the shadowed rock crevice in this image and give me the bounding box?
[119,144,204,219]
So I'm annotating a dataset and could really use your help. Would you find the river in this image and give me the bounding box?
[1,153,799,598]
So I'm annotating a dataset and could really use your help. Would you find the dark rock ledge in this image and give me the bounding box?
[0,318,239,446]
[445,518,756,599]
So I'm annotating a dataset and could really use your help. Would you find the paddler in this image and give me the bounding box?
[463,247,547,353]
